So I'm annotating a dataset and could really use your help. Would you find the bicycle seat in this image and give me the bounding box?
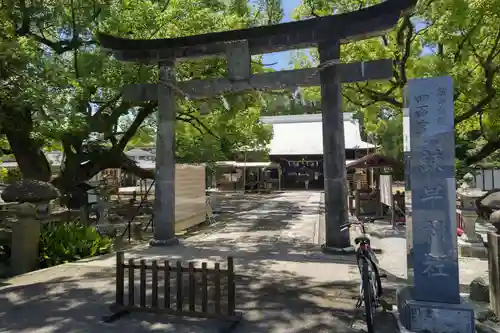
[354,236,371,245]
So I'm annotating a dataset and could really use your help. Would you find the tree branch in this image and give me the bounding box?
[453,18,483,62]
[355,83,402,108]
[117,103,156,150]
[120,154,154,179]
[466,140,500,165]
[454,44,498,125]
[176,111,219,138]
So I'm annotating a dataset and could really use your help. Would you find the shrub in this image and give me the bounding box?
[39,220,113,268]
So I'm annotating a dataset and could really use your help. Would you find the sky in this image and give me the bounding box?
[260,0,302,70]
[258,1,434,69]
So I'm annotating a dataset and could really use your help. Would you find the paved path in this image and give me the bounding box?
[0,191,399,333]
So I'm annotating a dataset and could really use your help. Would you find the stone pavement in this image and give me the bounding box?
[0,191,399,333]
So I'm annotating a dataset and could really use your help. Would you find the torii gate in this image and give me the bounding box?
[98,0,416,248]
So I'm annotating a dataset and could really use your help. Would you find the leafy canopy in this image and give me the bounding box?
[291,0,500,165]
[0,0,285,185]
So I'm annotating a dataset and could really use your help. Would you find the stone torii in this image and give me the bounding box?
[98,0,416,248]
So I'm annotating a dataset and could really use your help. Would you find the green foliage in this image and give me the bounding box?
[39,220,112,268]
[0,0,281,185]
[292,0,500,165]
[0,167,22,184]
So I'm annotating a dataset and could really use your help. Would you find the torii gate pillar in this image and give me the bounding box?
[318,41,350,249]
[151,60,179,246]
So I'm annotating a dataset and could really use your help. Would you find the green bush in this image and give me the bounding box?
[0,167,22,184]
[39,220,113,268]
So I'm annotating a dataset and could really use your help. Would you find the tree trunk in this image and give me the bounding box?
[3,108,51,182]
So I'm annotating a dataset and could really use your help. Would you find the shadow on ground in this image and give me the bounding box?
[0,263,402,333]
[0,192,401,333]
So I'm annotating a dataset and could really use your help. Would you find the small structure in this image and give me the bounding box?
[345,153,401,217]
[212,161,281,193]
[261,113,374,190]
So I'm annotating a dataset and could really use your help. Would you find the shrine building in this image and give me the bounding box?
[260,113,374,190]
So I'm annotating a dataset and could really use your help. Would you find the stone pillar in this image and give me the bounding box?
[318,40,350,250]
[397,77,474,333]
[150,60,179,246]
[10,203,41,276]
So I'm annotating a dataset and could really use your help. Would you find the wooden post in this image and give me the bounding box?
[354,190,361,217]
[391,198,397,228]
[152,260,159,308]
[140,259,147,308]
[164,260,171,309]
[116,251,125,306]
[214,263,221,313]
[188,262,196,312]
[128,259,135,306]
[176,261,183,311]
[375,189,382,216]
[201,262,208,312]
[227,257,235,316]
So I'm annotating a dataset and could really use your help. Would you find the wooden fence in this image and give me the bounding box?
[107,251,242,324]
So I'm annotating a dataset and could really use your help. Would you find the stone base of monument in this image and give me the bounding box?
[395,286,475,333]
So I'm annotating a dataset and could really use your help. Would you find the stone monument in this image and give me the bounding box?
[397,77,474,333]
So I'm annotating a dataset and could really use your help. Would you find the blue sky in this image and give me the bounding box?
[257,1,433,69]
[260,0,302,70]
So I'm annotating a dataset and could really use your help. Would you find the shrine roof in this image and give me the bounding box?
[260,113,374,156]
[346,153,401,169]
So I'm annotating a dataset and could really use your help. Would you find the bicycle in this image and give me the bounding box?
[340,216,383,333]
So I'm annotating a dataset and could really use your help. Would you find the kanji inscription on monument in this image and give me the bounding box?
[408,76,459,304]
[400,76,474,333]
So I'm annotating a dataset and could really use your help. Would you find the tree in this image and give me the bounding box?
[292,0,500,165]
[0,0,280,193]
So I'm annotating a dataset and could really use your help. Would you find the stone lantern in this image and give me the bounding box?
[1,179,60,275]
[1,179,60,214]
[456,173,488,257]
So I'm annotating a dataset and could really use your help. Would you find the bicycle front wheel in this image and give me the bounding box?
[362,258,375,333]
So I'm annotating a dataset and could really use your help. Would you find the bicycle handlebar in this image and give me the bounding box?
[340,221,363,232]
[339,216,380,232]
